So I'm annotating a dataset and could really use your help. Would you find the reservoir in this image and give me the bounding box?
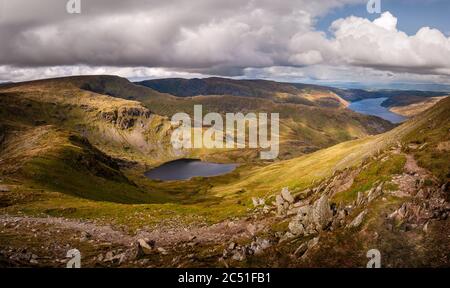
[145,159,237,181]
[348,97,406,124]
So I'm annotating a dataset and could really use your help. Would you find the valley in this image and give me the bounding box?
[0,76,449,268]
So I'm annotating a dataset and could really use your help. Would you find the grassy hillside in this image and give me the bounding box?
[0,124,157,203]
[389,96,448,117]
[212,96,450,202]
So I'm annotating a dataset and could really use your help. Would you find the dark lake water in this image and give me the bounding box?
[145,159,237,181]
[348,97,406,124]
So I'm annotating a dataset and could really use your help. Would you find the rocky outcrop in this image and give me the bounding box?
[288,194,333,236]
[101,106,151,129]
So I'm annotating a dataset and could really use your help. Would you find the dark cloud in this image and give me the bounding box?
[0,0,450,83]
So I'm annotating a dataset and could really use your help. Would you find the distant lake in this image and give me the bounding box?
[348,97,406,124]
[145,159,237,181]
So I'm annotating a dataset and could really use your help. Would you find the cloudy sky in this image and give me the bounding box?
[1,0,450,88]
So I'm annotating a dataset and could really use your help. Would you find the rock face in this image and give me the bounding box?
[101,106,151,129]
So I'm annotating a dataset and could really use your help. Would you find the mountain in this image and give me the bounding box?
[331,88,447,103]
[0,76,448,268]
[137,77,448,108]
[70,75,394,160]
[137,77,349,108]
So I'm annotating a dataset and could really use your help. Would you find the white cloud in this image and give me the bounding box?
[325,12,450,74]
[0,1,450,85]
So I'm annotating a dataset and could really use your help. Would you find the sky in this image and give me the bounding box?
[0,0,450,89]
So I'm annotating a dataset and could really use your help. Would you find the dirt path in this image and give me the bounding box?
[0,215,133,245]
[404,154,429,176]
[0,213,272,247]
[390,153,433,197]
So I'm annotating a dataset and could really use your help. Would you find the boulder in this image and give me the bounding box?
[281,187,294,203]
[310,195,333,230]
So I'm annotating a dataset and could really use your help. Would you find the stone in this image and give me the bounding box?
[250,238,271,255]
[275,195,284,205]
[356,191,366,206]
[288,220,305,236]
[348,210,367,228]
[104,251,114,262]
[231,249,246,261]
[307,237,319,249]
[157,247,168,255]
[281,187,294,203]
[310,195,333,230]
[294,189,312,202]
[368,183,383,202]
[293,243,308,256]
[137,239,153,255]
[252,197,265,207]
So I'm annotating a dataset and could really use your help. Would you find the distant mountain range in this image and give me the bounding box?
[136,77,448,108]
